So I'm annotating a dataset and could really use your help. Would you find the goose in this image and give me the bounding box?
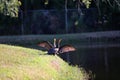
[38,38,76,55]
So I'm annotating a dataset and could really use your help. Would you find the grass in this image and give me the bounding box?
[0,44,89,80]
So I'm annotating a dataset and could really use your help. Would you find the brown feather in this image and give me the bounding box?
[59,45,76,53]
[38,41,53,50]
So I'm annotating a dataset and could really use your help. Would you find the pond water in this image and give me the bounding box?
[59,42,120,80]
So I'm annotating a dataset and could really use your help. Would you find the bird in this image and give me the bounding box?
[38,38,76,55]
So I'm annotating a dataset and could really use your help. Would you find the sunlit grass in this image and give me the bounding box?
[0,44,89,80]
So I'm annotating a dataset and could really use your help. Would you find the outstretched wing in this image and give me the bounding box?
[59,45,76,53]
[38,41,53,50]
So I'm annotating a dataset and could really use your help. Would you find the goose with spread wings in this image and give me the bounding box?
[38,38,76,55]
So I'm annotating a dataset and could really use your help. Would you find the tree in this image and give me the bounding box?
[0,0,21,35]
[92,0,120,30]
[0,0,21,17]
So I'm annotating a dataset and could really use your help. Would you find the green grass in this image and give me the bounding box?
[0,44,89,80]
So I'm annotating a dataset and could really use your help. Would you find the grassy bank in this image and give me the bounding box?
[0,44,89,80]
[0,33,120,80]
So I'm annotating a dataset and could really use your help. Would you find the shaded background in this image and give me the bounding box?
[0,0,120,80]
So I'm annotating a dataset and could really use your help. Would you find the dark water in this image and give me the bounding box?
[59,47,120,80]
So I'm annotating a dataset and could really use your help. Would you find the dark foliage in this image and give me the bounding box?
[0,13,21,35]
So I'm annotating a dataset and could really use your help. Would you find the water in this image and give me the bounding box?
[59,37,120,80]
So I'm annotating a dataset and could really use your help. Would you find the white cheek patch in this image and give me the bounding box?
[55,48,59,52]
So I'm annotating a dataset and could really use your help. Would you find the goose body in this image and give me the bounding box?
[38,38,76,55]
[48,48,59,54]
